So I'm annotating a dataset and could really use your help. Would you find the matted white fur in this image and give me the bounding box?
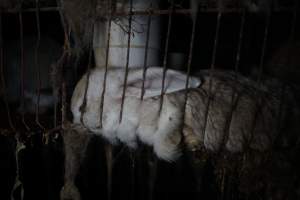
[71,67,201,161]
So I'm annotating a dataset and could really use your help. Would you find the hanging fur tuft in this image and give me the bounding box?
[60,0,116,56]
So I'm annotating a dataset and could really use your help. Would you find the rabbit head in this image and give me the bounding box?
[71,66,201,161]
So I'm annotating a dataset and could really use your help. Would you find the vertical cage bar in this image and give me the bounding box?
[61,81,67,126]
[19,8,30,131]
[202,4,222,141]
[99,0,113,129]
[61,0,96,126]
[140,6,152,101]
[234,10,246,73]
[119,0,133,123]
[247,2,273,148]
[256,6,272,84]
[220,9,246,152]
[54,0,63,128]
[181,0,198,145]
[56,0,71,127]
[34,0,44,129]
[0,11,16,131]
[184,4,197,98]
[57,0,71,52]
[159,2,174,112]
[53,84,57,127]
[79,32,94,126]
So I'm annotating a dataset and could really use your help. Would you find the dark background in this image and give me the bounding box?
[0,1,299,200]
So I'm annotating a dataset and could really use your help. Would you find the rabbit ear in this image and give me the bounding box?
[123,67,201,98]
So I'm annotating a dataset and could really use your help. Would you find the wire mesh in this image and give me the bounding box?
[0,1,299,200]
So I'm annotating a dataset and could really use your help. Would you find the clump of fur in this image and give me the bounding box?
[60,123,91,200]
[61,0,115,56]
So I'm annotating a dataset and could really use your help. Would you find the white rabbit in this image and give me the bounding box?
[60,67,201,200]
[71,66,202,161]
[62,68,299,200]
[71,66,299,160]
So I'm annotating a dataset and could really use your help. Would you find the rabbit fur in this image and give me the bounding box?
[71,67,299,161]
[70,66,299,162]
[71,66,201,161]
[61,68,299,200]
[184,70,299,154]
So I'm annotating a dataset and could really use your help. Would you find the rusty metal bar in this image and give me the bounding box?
[256,8,272,83]
[180,1,198,167]
[234,11,246,73]
[220,10,246,152]
[0,12,16,132]
[61,81,67,126]
[53,95,57,127]
[247,8,273,149]
[119,0,133,123]
[53,51,65,128]
[57,0,71,54]
[56,0,72,127]
[159,3,174,113]
[79,38,93,126]
[184,7,197,98]
[99,1,113,129]
[202,8,223,144]
[54,0,64,127]
[1,7,295,14]
[34,0,45,130]
[140,7,152,101]
[181,0,198,144]
[19,10,30,131]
